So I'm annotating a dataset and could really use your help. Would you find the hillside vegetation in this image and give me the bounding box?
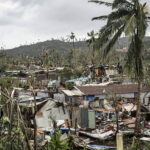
[5,40,87,57]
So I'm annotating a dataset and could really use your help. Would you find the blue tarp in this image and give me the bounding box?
[42,128,75,134]
[86,95,95,101]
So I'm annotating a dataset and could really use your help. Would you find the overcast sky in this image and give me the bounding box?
[0,0,150,49]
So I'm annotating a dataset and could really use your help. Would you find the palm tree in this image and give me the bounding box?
[43,50,51,79]
[69,32,76,51]
[66,32,77,68]
[89,0,150,136]
[86,30,98,66]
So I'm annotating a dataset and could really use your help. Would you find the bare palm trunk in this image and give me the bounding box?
[33,92,37,150]
[92,44,95,67]
[72,40,75,52]
[72,39,76,66]
[135,81,141,136]
[46,67,49,80]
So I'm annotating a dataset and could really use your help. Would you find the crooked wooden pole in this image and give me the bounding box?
[33,91,37,150]
[135,81,142,136]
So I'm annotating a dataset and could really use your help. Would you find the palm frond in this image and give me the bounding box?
[137,3,148,40]
[134,34,144,80]
[125,34,144,81]
[89,0,112,7]
[124,14,136,36]
[97,16,128,48]
[125,36,135,76]
[142,2,147,9]
[112,0,134,9]
[92,15,108,21]
[107,9,132,24]
[103,24,125,58]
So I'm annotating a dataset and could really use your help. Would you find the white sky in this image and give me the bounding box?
[0,0,150,49]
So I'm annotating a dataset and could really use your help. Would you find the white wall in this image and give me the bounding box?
[35,100,69,128]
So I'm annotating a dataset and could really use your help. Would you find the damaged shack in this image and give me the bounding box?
[18,95,70,129]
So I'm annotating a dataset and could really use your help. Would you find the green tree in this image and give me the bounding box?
[0,76,13,104]
[48,131,69,150]
[90,0,150,135]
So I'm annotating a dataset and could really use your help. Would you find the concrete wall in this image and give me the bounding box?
[85,92,150,105]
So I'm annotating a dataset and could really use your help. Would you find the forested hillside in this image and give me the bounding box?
[4,37,150,57]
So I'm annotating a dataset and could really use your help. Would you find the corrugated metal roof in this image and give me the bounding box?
[76,84,150,95]
[18,96,49,103]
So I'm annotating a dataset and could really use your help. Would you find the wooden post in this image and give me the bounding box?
[116,133,124,150]
[75,118,77,134]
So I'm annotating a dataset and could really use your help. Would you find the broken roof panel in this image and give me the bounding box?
[62,89,84,96]
[66,77,89,83]
[18,99,48,107]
